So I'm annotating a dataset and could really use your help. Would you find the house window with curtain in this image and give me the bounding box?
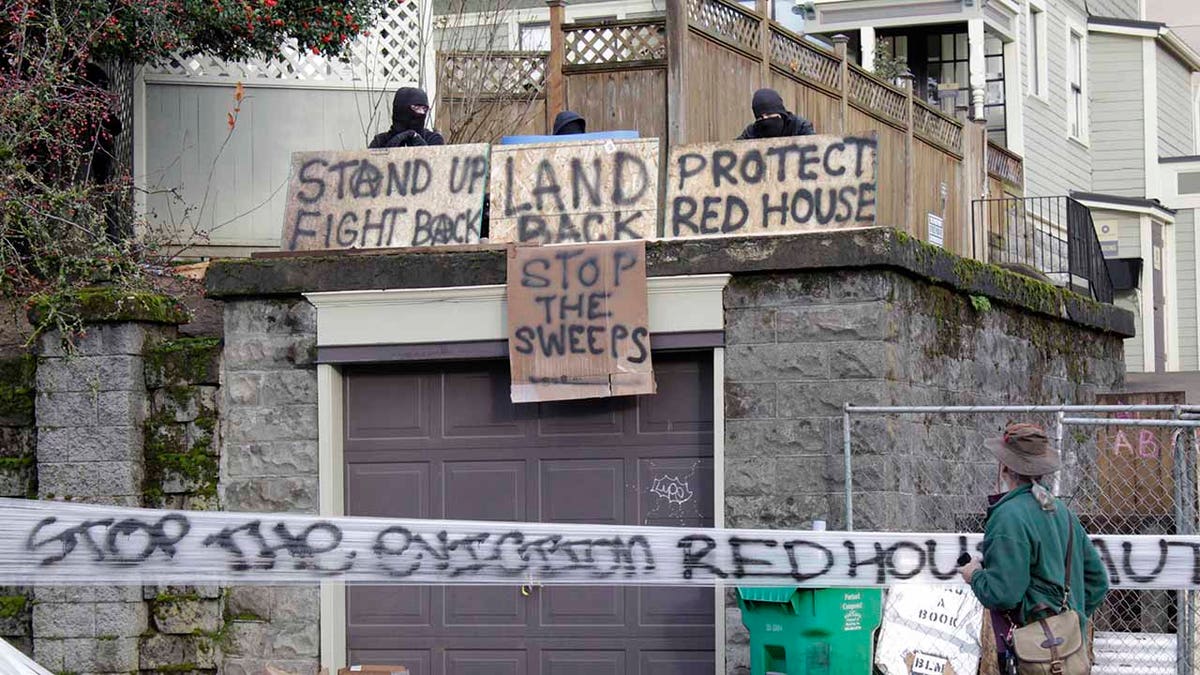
[519,22,550,51]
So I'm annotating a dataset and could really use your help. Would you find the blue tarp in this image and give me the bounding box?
[498,130,640,145]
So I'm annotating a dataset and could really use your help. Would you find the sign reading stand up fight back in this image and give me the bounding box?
[488,139,659,244]
[281,145,490,251]
[665,133,879,238]
[506,241,654,403]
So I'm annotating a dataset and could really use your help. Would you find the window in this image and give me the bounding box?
[1067,28,1086,140]
[1027,3,1046,98]
[984,33,1007,146]
[1180,172,1200,195]
[518,22,550,51]
[924,30,970,113]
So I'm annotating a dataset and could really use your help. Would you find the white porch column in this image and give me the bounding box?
[968,19,987,120]
[861,26,877,72]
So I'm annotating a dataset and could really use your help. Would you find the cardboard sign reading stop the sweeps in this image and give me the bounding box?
[489,139,659,244]
[665,133,878,238]
[506,241,654,403]
[281,145,489,251]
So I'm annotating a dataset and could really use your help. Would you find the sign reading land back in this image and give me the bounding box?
[489,139,659,244]
[281,145,489,251]
[506,241,654,403]
[665,133,878,238]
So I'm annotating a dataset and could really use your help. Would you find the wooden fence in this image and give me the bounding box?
[435,0,1026,258]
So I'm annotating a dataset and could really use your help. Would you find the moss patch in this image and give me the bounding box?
[0,595,28,618]
[146,338,222,387]
[143,406,218,507]
[27,287,189,328]
[0,355,35,424]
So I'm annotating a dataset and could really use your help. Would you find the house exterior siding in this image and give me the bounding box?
[1175,208,1199,370]
[1159,48,1196,158]
[1022,0,1092,197]
[1086,0,1141,20]
[1089,33,1146,197]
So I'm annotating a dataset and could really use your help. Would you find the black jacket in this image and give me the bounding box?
[736,112,815,140]
[368,128,445,148]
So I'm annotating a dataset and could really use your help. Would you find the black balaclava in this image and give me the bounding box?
[391,87,430,133]
[552,110,586,135]
[751,88,789,138]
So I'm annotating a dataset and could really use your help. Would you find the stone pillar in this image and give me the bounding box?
[33,320,176,674]
[221,297,320,674]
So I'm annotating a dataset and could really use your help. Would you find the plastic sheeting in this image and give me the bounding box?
[1,498,1197,588]
[0,638,52,675]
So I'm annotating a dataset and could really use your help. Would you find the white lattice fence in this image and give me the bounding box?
[147,2,425,87]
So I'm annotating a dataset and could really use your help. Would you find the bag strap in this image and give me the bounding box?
[1062,505,1075,612]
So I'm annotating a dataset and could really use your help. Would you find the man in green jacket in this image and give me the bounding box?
[960,423,1110,667]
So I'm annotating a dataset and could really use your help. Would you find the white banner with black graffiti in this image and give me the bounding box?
[1,498,1198,588]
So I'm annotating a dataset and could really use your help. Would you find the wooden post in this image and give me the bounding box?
[666,0,687,147]
[833,34,849,135]
[546,0,566,131]
[902,72,916,237]
[756,0,770,86]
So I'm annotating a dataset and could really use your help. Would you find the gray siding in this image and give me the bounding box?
[1176,208,1199,370]
[1086,0,1141,20]
[1094,210,1141,257]
[1158,47,1196,158]
[1022,1,1092,197]
[1090,33,1146,197]
[433,22,510,51]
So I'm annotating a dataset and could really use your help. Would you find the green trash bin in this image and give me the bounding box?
[737,587,883,675]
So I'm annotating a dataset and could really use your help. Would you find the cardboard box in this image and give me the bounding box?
[337,667,410,675]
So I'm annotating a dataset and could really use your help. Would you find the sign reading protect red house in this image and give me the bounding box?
[505,241,654,403]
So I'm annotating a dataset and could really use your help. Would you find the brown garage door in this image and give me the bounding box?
[343,351,716,675]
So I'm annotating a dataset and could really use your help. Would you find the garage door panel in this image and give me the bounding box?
[536,397,624,436]
[347,462,430,519]
[539,586,625,627]
[445,649,526,675]
[442,368,529,439]
[444,586,527,627]
[638,458,713,527]
[345,353,714,673]
[636,358,713,435]
[349,649,431,675]
[636,587,715,628]
[636,650,716,675]
[443,460,525,521]
[541,649,626,675]
[539,459,623,524]
[347,371,432,441]
[348,585,432,628]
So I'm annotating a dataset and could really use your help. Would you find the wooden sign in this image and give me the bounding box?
[664,133,878,238]
[506,241,654,403]
[488,139,659,244]
[1094,391,1186,518]
[281,145,489,251]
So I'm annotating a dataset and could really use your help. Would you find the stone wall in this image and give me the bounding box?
[721,269,1126,674]
[219,298,320,675]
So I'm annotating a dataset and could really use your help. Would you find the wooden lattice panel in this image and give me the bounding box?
[564,21,667,66]
[913,102,964,153]
[149,2,423,85]
[848,68,907,125]
[439,52,547,97]
[987,141,1024,185]
[687,0,760,52]
[768,28,840,90]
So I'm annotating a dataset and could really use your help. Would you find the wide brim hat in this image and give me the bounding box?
[984,423,1062,477]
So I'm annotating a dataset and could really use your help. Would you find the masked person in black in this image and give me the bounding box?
[369,87,445,148]
[552,110,586,135]
[736,88,815,140]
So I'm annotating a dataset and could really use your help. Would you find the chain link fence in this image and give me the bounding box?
[843,403,1200,675]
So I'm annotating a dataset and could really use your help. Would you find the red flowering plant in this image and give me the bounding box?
[0,0,384,344]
